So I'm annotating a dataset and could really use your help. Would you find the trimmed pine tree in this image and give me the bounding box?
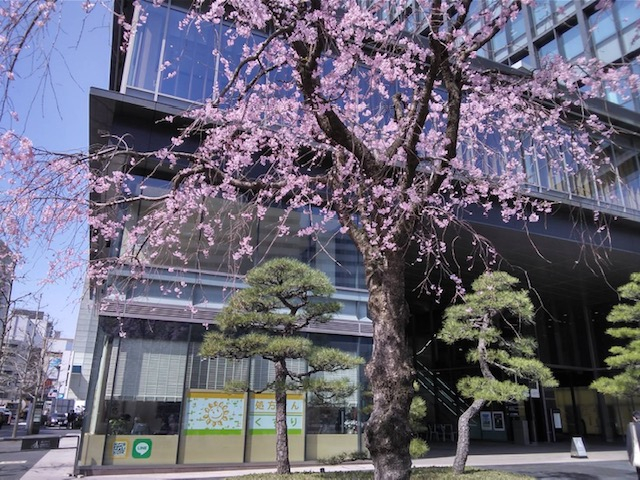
[200,258,363,474]
[591,272,640,397]
[439,271,557,474]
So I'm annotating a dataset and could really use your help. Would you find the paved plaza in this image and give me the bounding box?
[1,425,637,480]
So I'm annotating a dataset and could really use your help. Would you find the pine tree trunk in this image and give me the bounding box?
[274,360,291,474]
[363,251,413,480]
[453,398,485,474]
[454,333,492,474]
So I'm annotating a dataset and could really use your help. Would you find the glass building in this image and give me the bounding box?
[71,0,640,472]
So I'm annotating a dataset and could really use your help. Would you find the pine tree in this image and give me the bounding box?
[439,271,557,474]
[409,382,429,459]
[591,272,640,397]
[200,258,363,474]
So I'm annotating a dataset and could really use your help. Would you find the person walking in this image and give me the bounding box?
[627,410,640,479]
[67,410,77,429]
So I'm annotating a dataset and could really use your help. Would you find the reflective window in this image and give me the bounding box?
[533,2,553,34]
[189,350,249,390]
[315,212,365,290]
[614,0,640,29]
[508,13,526,40]
[554,0,576,22]
[595,144,619,204]
[491,29,508,58]
[122,1,640,215]
[595,36,623,63]
[512,55,534,71]
[104,337,189,401]
[520,135,540,186]
[305,334,370,435]
[92,320,191,436]
[539,37,559,59]
[614,146,640,210]
[559,26,583,60]
[159,9,219,101]
[589,9,616,44]
[617,0,640,56]
[127,1,268,103]
[121,191,365,289]
[254,207,312,266]
[127,2,166,93]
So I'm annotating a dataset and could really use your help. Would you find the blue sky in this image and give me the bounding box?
[1,2,112,337]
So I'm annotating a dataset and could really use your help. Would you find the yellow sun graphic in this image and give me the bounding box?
[201,401,230,427]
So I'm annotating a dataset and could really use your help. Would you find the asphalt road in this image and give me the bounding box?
[489,460,639,479]
[0,448,49,480]
[0,424,78,480]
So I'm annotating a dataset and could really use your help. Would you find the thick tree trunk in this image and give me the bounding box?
[363,251,413,480]
[274,360,291,474]
[453,398,485,474]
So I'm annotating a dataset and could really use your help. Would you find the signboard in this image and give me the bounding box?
[553,411,563,429]
[184,391,245,436]
[21,437,60,450]
[571,436,588,458]
[480,411,492,431]
[183,390,304,436]
[111,439,153,459]
[132,439,152,459]
[492,412,505,431]
[49,358,62,368]
[249,393,304,435]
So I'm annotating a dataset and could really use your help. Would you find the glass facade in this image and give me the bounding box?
[362,0,640,113]
[121,1,640,219]
[125,1,270,105]
[120,176,366,290]
[507,0,640,112]
[81,318,372,466]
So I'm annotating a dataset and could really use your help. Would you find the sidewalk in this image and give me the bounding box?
[11,435,637,479]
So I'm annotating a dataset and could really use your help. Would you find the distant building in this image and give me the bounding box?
[0,242,14,351]
[43,336,75,413]
[5,309,50,345]
[0,309,52,402]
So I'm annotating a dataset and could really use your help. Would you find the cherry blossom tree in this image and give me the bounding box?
[1,1,639,479]
[0,0,108,296]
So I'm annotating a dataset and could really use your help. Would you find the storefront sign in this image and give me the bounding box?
[132,439,152,459]
[248,393,303,435]
[185,391,245,435]
[109,439,153,459]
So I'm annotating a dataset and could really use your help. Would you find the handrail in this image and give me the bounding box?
[415,359,469,419]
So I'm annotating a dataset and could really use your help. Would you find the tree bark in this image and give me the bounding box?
[274,360,291,474]
[363,251,413,480]
[453,398,485,474]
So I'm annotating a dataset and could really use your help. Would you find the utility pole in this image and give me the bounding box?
[10,295,44,438]
[27,295,44,435]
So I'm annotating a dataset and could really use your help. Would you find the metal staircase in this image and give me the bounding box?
[414,359,469,426]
